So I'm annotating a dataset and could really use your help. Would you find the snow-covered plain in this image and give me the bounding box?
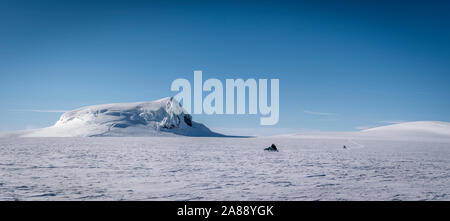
[0,97,449,201]
[1,136,449,201]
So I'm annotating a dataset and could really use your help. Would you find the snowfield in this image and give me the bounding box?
[0,98,449,201]
[1,136,449,201]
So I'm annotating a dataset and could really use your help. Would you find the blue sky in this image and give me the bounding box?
[1,0,450,133]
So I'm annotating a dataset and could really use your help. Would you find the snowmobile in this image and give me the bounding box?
[264,144,279,152]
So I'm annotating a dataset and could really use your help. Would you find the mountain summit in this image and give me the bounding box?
[10,97,223,137]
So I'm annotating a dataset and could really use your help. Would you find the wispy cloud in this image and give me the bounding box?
[11,109,68,113]
[303,110,337,116]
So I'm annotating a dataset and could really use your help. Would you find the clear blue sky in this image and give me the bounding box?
[1,0,449,132]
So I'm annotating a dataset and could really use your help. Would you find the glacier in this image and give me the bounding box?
[3,97,224,137]
[1,103,450,200]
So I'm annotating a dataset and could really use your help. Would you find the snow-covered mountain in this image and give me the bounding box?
[276,121,450,141]
[4,97,224,137]
[361,121,450,138]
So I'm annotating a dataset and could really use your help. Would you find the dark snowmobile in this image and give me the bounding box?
[264,144,279,152]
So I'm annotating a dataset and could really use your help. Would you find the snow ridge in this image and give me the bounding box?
[362,121,450,136]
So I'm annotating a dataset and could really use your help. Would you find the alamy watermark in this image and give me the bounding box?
[171,70,279,125]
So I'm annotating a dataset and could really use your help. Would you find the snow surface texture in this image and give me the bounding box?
[0,137,449,201]
[3,97,223,137]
